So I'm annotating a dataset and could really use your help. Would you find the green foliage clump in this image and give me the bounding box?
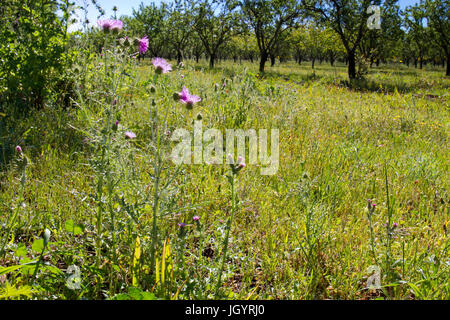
[0,0,76,111]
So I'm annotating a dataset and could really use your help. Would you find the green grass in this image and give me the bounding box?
[0,59,448,300]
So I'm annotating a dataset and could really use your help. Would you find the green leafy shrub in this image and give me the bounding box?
[0,0,76,111]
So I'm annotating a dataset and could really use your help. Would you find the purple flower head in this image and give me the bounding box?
[16,145,22,154]
[138,36,149,54]
[193,215,200,221]
[237,155,246,169]
[178,223,187,228]
[178,86,201,109]
[97,19,123,33]
[181,75,185,79]
[152,57,172,74]
[125,131,136,139]
[112,98,117,105]
[393,222,398,228]
[115,120,119,126]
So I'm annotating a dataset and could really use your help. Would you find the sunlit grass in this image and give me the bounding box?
[0,59,448,299]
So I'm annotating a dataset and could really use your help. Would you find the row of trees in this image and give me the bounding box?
[78,0,449,78]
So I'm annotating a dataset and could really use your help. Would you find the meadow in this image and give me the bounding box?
[0,55,448,300]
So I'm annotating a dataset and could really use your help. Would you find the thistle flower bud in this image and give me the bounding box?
[43,228,51,246]
[120,36,131,47]
[113,120,119,131]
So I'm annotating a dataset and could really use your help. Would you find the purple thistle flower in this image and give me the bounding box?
[237,155,246,169]
[125,131,136,139]
[152,57,172,74]
[138,36,149,54]
[181,75,185,79]
[193,215,200,221]
[178,86,201,109]
[97,19,123,33]
[115,120,119,126]
[16,145,22,154]
[393,222,398,228]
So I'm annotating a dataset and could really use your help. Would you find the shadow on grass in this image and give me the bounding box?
[0,104,86,171]
[337,77,449,96]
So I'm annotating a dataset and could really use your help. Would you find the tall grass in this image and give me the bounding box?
[0,58,448,299]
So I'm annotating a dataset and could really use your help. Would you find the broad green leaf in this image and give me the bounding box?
[64,219,83,235]
[31,239,44,252]
[15,243,27,258]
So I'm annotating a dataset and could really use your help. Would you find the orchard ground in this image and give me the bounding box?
[0,59,448,299]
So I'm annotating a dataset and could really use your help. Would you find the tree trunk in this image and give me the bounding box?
[270,54,275,67]
[419,57,423,69]
[209,53,215,68]
[348,51,356,79]
[376,59,380,67]
[259,52,268,72]
[177,50,182,65]
[298,57,302,65]
[311,57,315,69]
[447,54,450,76]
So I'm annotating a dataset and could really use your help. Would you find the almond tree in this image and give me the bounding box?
[304,0,391,79]
[166,0,194,64]
[131,2,167,57]
[191,0,242,68]
[241,0,302,72]
[404,3,428,69]
[424,0,449,76]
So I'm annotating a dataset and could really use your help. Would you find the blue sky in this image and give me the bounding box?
[69,0,420,32]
